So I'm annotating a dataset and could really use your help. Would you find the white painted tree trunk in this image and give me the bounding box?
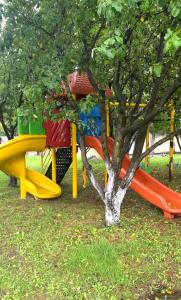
[105,186,128,226]
[83,157,132,226]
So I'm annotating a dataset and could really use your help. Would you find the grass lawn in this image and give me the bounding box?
[0,154,181,300]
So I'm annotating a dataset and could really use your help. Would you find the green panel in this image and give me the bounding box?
[29,114,45,135]
[17,109,29,135]
[17,117,29,135]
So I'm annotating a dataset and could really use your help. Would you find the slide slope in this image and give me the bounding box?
[84,136,181,219]
[0,135,61,199]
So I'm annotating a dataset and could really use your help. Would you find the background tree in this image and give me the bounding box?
[1,0,181,225]
[0,14,31,185]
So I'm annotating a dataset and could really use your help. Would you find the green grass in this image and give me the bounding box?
[149,153,181,168]
[0,155,181,299]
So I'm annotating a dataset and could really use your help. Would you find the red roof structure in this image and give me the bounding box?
[68,72,112,97]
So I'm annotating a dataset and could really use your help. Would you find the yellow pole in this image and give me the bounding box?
[52,148,57,183]
[82,166,87,189]
[106,101,110,137]
[105,101,110,186]
[169,100,175,181]
[145,127,150,167]
[72,94,78,199]
[110,102,146,108]
[104,169,108,187]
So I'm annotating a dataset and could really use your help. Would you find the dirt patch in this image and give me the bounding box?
[142,286,181,300]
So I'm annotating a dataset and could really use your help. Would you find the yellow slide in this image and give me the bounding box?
[0,135,61,199]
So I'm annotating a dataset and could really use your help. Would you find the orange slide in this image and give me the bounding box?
[84,136,181,219]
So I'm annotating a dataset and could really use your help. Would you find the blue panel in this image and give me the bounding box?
[79,104,102,137]
[86,104,101,117]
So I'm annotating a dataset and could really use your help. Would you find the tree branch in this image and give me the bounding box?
[176,134,181,151]
[91,20,105,50]
[139,128,181,162]
[79,129,105,202]
[121,106,165,135]
[0,106,11,140]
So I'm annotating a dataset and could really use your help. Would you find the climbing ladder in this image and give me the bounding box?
[45,147,72,184]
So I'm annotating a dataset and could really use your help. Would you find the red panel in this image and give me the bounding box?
[43,120,71,148]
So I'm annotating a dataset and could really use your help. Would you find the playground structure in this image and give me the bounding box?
[0,72,181,219]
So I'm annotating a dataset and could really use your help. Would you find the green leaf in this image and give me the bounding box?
[98,45,116,59]
[171,6,180,17]
[104,37,115,46]
[112,2,123,13]
[164,29,181,53]
[169,1,181,18]
[153,63,162,77]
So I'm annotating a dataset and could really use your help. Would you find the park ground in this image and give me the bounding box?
[0,155,181,300]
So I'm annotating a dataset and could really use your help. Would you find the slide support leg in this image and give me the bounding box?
[72,94,78,199]
[164,211,174,219]
[20,180,27,199]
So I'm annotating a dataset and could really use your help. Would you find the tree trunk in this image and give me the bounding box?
[8,176,17,187]
[105,186,128,226]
